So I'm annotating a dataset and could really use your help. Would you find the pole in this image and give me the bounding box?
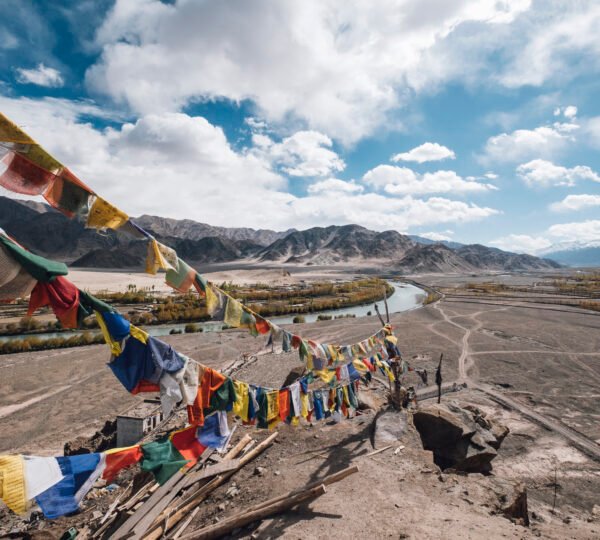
[373,303,385,326]
[383,287,390,323]
[436,353,443,404]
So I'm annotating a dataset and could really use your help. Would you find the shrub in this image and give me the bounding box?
[292,315,306,324]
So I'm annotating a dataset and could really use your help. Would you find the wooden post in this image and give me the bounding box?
[436,353,443,404]
[383,287,390,323]
[373,303,385,326]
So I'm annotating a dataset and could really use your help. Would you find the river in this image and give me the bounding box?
[0,281,424,344]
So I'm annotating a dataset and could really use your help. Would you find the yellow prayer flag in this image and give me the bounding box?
[0,455,27,514]
[95,311,122,356]
[224,297,243,327]
[300,392,309,419]
[130,325,149,344]
[86,197,129,230]
[0,114,63,172]
[205,286,219,315]
[232,381,249,422]
[145,239,176,275]
[266,390,280,428]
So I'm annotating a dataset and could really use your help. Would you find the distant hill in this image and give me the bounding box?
[409,235,464,250]
[538,241,600,267]
[258,225,414,264]
[0,195,561,273]
[135,215,292,246]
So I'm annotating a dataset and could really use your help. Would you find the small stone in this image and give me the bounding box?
[254,466,267,477]
[562,516,571,524]
[437,473,445,483]
[274,470,281,476]
[218,503,227,511]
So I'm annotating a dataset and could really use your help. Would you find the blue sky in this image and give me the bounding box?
[1,0,600,253]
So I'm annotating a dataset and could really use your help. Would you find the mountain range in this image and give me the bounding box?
[0,196,564,273]
[538,241,600,267]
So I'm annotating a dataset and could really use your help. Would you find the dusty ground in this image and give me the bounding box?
[1,271,600,538]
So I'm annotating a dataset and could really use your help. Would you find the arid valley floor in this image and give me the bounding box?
[1,269,599,539]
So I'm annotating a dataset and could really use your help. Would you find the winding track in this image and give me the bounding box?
[430,296,600,462]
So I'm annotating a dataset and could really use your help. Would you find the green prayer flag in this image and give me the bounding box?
[0,234,68,282]
[140,438,189,485]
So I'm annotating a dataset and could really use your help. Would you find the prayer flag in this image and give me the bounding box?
[28,276,80,328]
[86,197,128,230]
[35,454,104,519]
[0,455,26,514]
[43,168,93,217]
[102,446,143,483]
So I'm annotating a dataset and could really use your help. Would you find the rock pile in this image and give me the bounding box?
[412,402,509,474]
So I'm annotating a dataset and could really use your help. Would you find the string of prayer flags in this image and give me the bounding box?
[86,196,129,230]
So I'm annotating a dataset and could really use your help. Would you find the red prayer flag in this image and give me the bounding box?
[27,276,80,328]
[0,152,57,195]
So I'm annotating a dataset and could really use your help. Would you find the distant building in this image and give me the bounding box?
[116,399,163,447]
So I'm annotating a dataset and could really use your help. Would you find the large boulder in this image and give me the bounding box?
[412,403,508,474]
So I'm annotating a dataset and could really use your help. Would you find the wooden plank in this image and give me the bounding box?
[180,485,327,540]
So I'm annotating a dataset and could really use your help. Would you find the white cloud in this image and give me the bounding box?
[391,142,455,163]
[490,234,552,254]
[480,123,576,164]
[563,105,578,119]
[0,96,498,232]
[550,194,600,212]
[499,6,600,88]
[548,220,600,243]
[86,0,532,144]
[307,178,363,194]
[250,130,345,178]
[517,159,600,188]
[484,172,498,179]
[15,63,64,87]
[363,165,496,195]
[419,231,453,242]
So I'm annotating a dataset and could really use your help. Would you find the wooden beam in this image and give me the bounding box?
[180,484,327,540]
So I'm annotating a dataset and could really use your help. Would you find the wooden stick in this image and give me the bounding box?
[180,484,327,540]
[171,507,200,540]
[246,465,359,514]
[373,303,385,326]
[364,445,392,457]
[100,481,131,525]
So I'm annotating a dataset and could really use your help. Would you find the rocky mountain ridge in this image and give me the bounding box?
[0,196,561,273]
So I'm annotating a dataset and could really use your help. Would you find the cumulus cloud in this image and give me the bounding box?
[250,130,345,177]
[490,234,552,254]
[0,96,498,232]
[548,220,600,242]
[517,159,600,187]
[391,142,455,163]
[480,123,576,164]
[86,0,532,144]
[363,165,496,195]
[15,63,64,87]
[307,178,363,194]
[549,194,600,212]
